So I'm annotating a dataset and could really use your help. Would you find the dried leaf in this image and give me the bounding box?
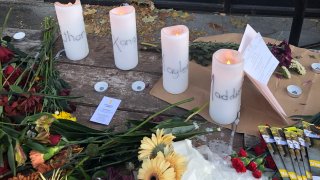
[208,22,224,32]
[84,8,97,16]
[230,17,247,29]
[142,15,157,23]
[309,55,316,59]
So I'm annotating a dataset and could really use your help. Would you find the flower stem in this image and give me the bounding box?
[0,8,12,38]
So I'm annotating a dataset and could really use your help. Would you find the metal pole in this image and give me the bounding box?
[289,0,307,46]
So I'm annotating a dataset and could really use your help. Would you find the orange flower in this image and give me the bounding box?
[29,150,45,168]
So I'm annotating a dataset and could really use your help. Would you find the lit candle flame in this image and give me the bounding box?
[227,60,231,64]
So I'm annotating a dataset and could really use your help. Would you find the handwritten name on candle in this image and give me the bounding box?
[211,76,241,101]
[112,36,137,52]
[163,58,188,79]
[213,88,241,101]
[62,31,85,43]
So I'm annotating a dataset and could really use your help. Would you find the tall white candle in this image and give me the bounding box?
[209,49,244,125]
[54,0,89,61]
[109,6,138,70]
[161,25,189,94]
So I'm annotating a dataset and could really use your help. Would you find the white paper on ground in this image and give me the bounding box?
[239,24,287,120]
[90,96,121,125]
[173,140,266,180]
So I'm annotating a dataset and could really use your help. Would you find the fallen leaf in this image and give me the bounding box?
[230,16,247,29]
[84,8,97,16]
[142,15,157,23]
[208,22,224,32]
[309,55,316,59]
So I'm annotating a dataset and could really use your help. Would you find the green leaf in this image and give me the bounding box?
[25,139,48,153]
[85,144,99,157]
[9,85,24,94]
[92,170,108,180]
[0,144,4,167]
[7,137,16,176]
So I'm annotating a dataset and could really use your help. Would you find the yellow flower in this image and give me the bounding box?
[15,142,27,166]
[52,111,76,121]
[160,152,187,180]
[138,152,176,180]
[35,115,55,132]
[138,129,175,160]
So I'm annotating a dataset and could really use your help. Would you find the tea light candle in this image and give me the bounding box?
[109,5,138,70]
[161,25,189,94]
[209,49,244,125]
[54,0,89,61]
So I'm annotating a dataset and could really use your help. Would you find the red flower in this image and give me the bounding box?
[252,169,262,178]
[0,157,9,175]
[265,155,277,170]
[231,158,247,173]
[238,148,247,157]
[259,134,267,149]
[0,46,14,64]
[16,93,42,114]
[59,89,70,96]
[3,65,23,87]
[247,161,257,171]
[253,145,265,156]
[49,134,62,145]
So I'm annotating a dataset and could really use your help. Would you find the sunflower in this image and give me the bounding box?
[161,152,187,180]
[138,153,176,180]
[138,129,175,160]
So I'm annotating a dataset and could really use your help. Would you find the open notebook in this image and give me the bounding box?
[239,25,287,122]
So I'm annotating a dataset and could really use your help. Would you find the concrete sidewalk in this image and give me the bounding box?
[0,0,319,48]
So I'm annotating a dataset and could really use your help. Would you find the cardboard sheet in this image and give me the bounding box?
[150,33,320,135]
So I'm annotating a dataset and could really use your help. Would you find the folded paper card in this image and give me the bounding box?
[90,96,121,125]
[240,25,286,121]
[150,33,320,135]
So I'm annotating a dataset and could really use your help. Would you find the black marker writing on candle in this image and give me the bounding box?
[213,88,241,101]
[163,60,188,79]
[113,36,137,52]
[62,31,85,42]
[211,74,214,101]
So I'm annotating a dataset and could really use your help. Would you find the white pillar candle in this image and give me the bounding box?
[161,25,189,94]
[109,6,138,70]
[209,49,244,125]
[54,0,89,61]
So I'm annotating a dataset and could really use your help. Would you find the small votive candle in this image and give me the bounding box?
[109,5,138,70]
[161,25,189,94]
[209,49,244,125]
[54,0,89,61]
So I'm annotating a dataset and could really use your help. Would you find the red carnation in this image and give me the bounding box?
[238,148,247,157]
[0,46,14,64]
[252,169,262,178]
[231,158,247,173]
[265,155,277,170]
[253,145,265,156]
[49,134,62,145]
[247,161,257,171]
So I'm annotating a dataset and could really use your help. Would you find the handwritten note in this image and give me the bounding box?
[239,24,287,120]
[90,96,121,125]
